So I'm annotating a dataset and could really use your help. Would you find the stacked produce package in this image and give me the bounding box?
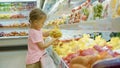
[46,0,120,25]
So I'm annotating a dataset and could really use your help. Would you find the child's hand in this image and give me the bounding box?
[52,38,59,42]
[51,38,59,45]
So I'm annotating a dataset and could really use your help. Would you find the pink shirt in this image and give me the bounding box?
[26,29,46,64]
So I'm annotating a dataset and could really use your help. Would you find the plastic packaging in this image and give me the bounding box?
[92,57,120,68]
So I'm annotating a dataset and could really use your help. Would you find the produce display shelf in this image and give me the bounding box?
[46,17,120,32]
[0,18,28,21]
[0,10,30,14]
[46,24,112,32]
[0,27,28,29]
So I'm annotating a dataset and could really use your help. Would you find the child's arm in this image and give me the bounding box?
[36,38,57,50]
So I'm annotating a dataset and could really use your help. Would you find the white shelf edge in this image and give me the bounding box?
[0,36,28,40]
[0,0,36,2]
[0,27,28,29]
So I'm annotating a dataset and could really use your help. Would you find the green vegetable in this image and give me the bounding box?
[82,7,89,17]
[110,32,120,38]
[93,3,103,20]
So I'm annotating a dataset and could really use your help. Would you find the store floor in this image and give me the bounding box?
[0,50,27,68]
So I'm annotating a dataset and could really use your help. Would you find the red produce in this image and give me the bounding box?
[94,45,115,57]
[80,48,97,56]
[113,52,120,57]
[81,15,87,21]
[94,45,104,52]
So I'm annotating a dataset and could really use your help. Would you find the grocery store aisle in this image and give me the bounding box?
[0,50,27,68]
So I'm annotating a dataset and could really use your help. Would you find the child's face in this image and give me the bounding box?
[33,18,46,29]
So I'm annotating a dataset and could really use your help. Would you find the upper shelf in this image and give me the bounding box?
[0,10,30,13]
[0,0,37,2]
[45,17,120,32]
[0,18,28,21]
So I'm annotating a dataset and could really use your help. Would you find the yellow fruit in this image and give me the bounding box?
[117,6,120,15]
[111,0,117,8]
[95,36,106,46]
[50,28,62,38]
[107,37,120,50]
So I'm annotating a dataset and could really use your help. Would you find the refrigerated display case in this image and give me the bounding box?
[0,0,40,47]
[44,0,120,67]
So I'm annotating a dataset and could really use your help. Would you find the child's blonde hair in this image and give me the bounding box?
[29,8,47,23]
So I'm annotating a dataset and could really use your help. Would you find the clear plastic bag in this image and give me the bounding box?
[41,53,56,68]
[46,46,61,68]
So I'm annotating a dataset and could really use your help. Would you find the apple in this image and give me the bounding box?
[81,15,87,21]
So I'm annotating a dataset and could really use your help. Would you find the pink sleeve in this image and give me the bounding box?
[29,29,43,43]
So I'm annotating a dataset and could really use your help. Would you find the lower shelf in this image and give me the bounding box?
[0,36,28,47]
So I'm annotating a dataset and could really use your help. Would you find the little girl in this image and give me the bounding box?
[26,8,57,68]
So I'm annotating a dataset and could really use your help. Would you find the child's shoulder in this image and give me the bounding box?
[29,28,42,33]
[29,28,41,31]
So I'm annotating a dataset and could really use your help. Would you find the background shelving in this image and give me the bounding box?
[0,0,38,46]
